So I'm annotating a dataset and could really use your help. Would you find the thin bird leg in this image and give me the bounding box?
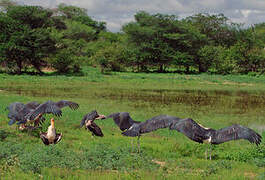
[205,145,208,160]
[130,139,134,153]
[137,136,140,153]
[209,144,212,160]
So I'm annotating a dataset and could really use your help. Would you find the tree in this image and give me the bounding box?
[6,5,54,29]
[123,11,194,72]
[0,5,57,74]
[0,15,29,74]
[57,3,106,35]
[57,3,87,19]
[185,13,238,47]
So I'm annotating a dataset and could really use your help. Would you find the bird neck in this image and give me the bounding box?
[51,119,55,128]
[47,124,55,136]
[85,120,92,127]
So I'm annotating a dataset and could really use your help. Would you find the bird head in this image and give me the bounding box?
[88,110,106,120]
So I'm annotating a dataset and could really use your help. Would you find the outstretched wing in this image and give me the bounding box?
[40,132,50,145]
[7,102,25,115]
[29,101,62,120]
[7,102,25,122]
[122,115,181,137]
[87,121,104,137]
[170,118,210,143]
[212,124,262,145]
[107,112,139,131]
[55,100,79,110]
[54,133,63,144]
[80,114,88,128]
[139,115,181,134]
[25,101,40,109]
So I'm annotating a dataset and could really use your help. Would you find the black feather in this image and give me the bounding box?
[86,121,104,137]
[107,112,140,131]
[122,115,181,137]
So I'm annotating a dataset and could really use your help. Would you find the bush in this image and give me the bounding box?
[50,49,80,73]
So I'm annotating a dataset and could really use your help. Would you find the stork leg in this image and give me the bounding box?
[205,145,208,160]
[137,136,140,153]
[209,144,212,160]
[130,139,134,153]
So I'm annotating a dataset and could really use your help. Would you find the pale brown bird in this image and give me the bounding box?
[40,118,62,145]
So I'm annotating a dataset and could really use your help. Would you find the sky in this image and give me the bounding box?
[16,0,265,32]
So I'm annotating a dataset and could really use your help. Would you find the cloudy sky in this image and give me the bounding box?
[16,0,265,32]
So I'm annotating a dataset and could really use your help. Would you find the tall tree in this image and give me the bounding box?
[0,5,57,74]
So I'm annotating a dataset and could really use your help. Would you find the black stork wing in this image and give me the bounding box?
[107,112,139,131]
[170,118,211,143]
[7,102,25,125]
[40,132,50,145]
[122,115,181,137]
[7,102,25,118]
[29,101,62,120]
[25,101,40,109]
[80,114,89,128]
[54,133,63,144]
[211,124,262,145]
[55,100,79,110]
[87,121,104,137]
[140,115,181,134]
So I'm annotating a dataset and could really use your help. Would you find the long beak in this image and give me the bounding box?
[95,114,106,120]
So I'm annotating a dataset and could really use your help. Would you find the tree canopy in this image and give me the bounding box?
[0,1,264,75]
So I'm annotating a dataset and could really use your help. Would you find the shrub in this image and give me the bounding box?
[50,49,80,73]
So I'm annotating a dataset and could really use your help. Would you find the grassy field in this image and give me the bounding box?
[0,67,264,179]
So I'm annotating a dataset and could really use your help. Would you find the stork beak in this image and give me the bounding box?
[95,114,106,120]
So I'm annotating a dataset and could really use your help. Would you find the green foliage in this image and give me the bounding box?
[185,13,238,47]
[63,20,97,41]
[6,5,53,29]
[57,3,87,19]
[49,49,78,73]
[90,43,126,73]
[0,4,264,75]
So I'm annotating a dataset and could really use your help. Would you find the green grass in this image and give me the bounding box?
[0,67,264,179]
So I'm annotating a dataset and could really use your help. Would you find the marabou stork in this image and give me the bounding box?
[80,110,106,137]
[107,112,181,152]
[170,118,262,159]
[17,100,79,127]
